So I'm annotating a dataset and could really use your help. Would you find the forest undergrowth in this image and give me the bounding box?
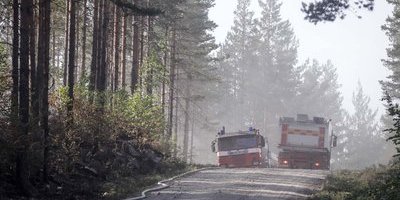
[309,159,400,200]
[0,82,190,199]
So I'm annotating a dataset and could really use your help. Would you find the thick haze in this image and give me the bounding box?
[209,0,393,114]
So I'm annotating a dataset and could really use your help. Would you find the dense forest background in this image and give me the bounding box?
[1,0,400,199]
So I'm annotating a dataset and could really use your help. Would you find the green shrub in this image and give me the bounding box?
[310,162,400,200]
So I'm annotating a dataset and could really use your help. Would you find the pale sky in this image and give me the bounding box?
[209,0,393,115]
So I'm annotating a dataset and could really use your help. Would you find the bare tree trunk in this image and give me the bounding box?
[139,15,145,89]
[75,0,80,82]
[19,0,33,195]
[67,0,76,123]
[96,0,103,92]
[161,26,168,117]
[190,110,194,163]
[11,0,19,129]
[30,0,38,129]
[51,14,56,70]
[89,0,99,102]
[131,0,140,94]
[167,27,176,139]
[97,0,108,108]
[20,0,31,158]
[146,10,153,95]
[63,0,70,86]
[37,0,51,183]
[81,0,87,80]
[173,68,179,157]
[183,75,191,162]
[121,13,127,90]
[113,5,120,91]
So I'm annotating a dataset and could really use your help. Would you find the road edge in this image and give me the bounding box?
[124,167,218,200]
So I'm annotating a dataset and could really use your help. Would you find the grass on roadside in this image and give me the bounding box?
[101,162,212,200]
[309,162,400,200]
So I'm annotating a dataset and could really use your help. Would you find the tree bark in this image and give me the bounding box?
[37,0,51,183]
[113,5,120,91]
[81,0,87,80]
[167,27,176,139]
[52,13,56,70]
[75,0,79,82]
[67,0,76,123]
[89,0,99,102]
[131,0,140,94]
[146,10,153,95]
[11,0,19,130]
[173,68,179,157]
[20,0,31,143]
[161,26,168,117]
[97,0,108,108]
[183,75,191,162]
[121,13,127,90]
[139,14,145,89]
[63,0,70,86]
[30,0,39,129]
[19,0,33,195]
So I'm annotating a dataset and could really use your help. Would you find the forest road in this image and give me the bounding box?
[144,168,328,200]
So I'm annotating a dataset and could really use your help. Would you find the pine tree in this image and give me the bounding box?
[256,0,298,117]
[382,1,400,99]
[294,60,344,119]
[173,0,217,161]
[380,0,400,159]
[341,82,386,169]
[217,0,256,130]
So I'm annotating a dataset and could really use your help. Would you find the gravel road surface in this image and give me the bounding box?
[144,168,328,200]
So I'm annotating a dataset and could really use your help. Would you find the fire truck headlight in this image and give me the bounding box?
[283,160,288,164]
[315,162,320,167]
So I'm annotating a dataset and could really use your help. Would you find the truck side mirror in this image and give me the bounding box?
[259,136,265,147]
[211,140,216,152]
[332,135,337,147]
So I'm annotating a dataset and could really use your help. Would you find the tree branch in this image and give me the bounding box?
[301,0,374,24]
[108,0,163,16]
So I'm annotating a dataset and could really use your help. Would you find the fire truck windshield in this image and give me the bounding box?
[218,135,258,151]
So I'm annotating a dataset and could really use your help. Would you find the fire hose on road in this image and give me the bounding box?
[124,167,219,200]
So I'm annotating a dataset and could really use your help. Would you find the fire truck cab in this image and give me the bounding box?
[211,127,267,168]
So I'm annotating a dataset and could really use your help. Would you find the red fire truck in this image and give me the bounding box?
[278,114,337,170]
[211,127,267,168]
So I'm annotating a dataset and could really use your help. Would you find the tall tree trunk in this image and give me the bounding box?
[183,75,191,162]
[63,0,70,86]
[161,26,168,117]
[37,0,51,183]
[97,0,108,108]
[81,0,87,80]
[121,13,127,90]
[131,0,140,94]
[20,0,31,160]
[89,0,99,102]
[30,0,38,129]
[146,12,153,95]
[167,27,176,139]
[18,0,34,195]
[11,0,19,130]
[190,111,194,163]
[51,14,56,70]
[96,0,104,93]
[173,67,179,157]
[67,0,76,123]
[139,15,145,89]
[75,0,80,82]
[113,5,120,91]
